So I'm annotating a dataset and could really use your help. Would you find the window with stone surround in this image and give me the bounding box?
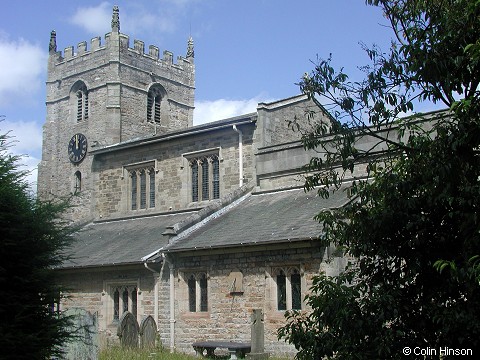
[272,266,303,311]
[108,283,138,323]
[186,272,208,312]
[127,163,156,211]
[187,153,220,202]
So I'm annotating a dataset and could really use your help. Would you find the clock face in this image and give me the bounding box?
[68,133,88,164]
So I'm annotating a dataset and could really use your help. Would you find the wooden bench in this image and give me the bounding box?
[192,340,251,359]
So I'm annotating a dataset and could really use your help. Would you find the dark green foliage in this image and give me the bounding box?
[0,131,75,359]
[279,1,480,358]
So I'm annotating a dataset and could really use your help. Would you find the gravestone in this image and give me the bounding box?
[139,315,157,348]
[62,308,99,360]
[246,309,269,360]
[117,311,139,347]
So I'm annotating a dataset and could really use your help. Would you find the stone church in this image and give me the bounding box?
[38,6,352,356]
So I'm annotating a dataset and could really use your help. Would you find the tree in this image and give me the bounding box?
[0,130,75,359]
[278,0,480,358]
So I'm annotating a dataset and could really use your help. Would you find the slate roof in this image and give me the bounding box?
[164,188,349,252]
[61,211,195,269]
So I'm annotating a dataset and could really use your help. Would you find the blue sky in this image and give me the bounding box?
[0,0,395,188]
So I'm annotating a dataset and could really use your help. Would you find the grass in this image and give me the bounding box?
[99,346,198,360]
[99,345,293,360]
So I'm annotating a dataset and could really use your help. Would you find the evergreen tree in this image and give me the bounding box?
[0,130,75,359]
[279,1,480,358]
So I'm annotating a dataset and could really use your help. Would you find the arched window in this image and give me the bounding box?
[147,85,165,123]
[188,154,220,202]
[71,82,89,122]
[74,171,82,194]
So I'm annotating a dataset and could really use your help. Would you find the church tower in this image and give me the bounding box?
[37,6,195,223]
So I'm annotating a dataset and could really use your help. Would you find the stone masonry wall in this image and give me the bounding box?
[56,266,157,349]
[92,123,255,220]
[164,242,345,357]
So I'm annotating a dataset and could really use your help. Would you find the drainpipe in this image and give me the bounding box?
[143,263,159,331]
[163,253,176,353]
[233,125,244,187]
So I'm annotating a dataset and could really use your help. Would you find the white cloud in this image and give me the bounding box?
[193,95,274,125]
[1,119,43,193]
[70,2,112,35]
[70,1,187,37]
[0,36,46,106]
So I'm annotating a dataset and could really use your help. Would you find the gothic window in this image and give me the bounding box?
[189,154,220,202]
[128,165,155,211]
[72,82,89,122]
[147,85,165,123]
[186,272,208,312]
[111,285,138,322]
[274,267,303,311]
[74,171,82,194]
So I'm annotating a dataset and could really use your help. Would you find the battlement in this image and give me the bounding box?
[48,5,194,72]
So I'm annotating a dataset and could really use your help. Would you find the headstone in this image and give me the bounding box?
[62,308,99,360]
[246,309,269,360]
[117,311,139,348]
[139,315,157,348]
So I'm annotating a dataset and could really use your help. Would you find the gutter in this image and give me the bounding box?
[232,125,244,187]
[162,253,176,353]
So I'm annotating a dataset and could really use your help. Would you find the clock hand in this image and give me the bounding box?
[75,135,79,150]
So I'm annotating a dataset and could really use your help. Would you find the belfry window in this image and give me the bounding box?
[147,85,165,123]
[75,84,88,122]
[128,165,155,211]
[189,154,220,202]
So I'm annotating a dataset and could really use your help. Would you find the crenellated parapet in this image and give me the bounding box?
[48,6,194,77]
[49,32,194,70]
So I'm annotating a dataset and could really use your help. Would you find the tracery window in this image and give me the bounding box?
[189,155,220,202]
[273,267,303,311]
[186,272,208,312]
[128,165,156,211]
